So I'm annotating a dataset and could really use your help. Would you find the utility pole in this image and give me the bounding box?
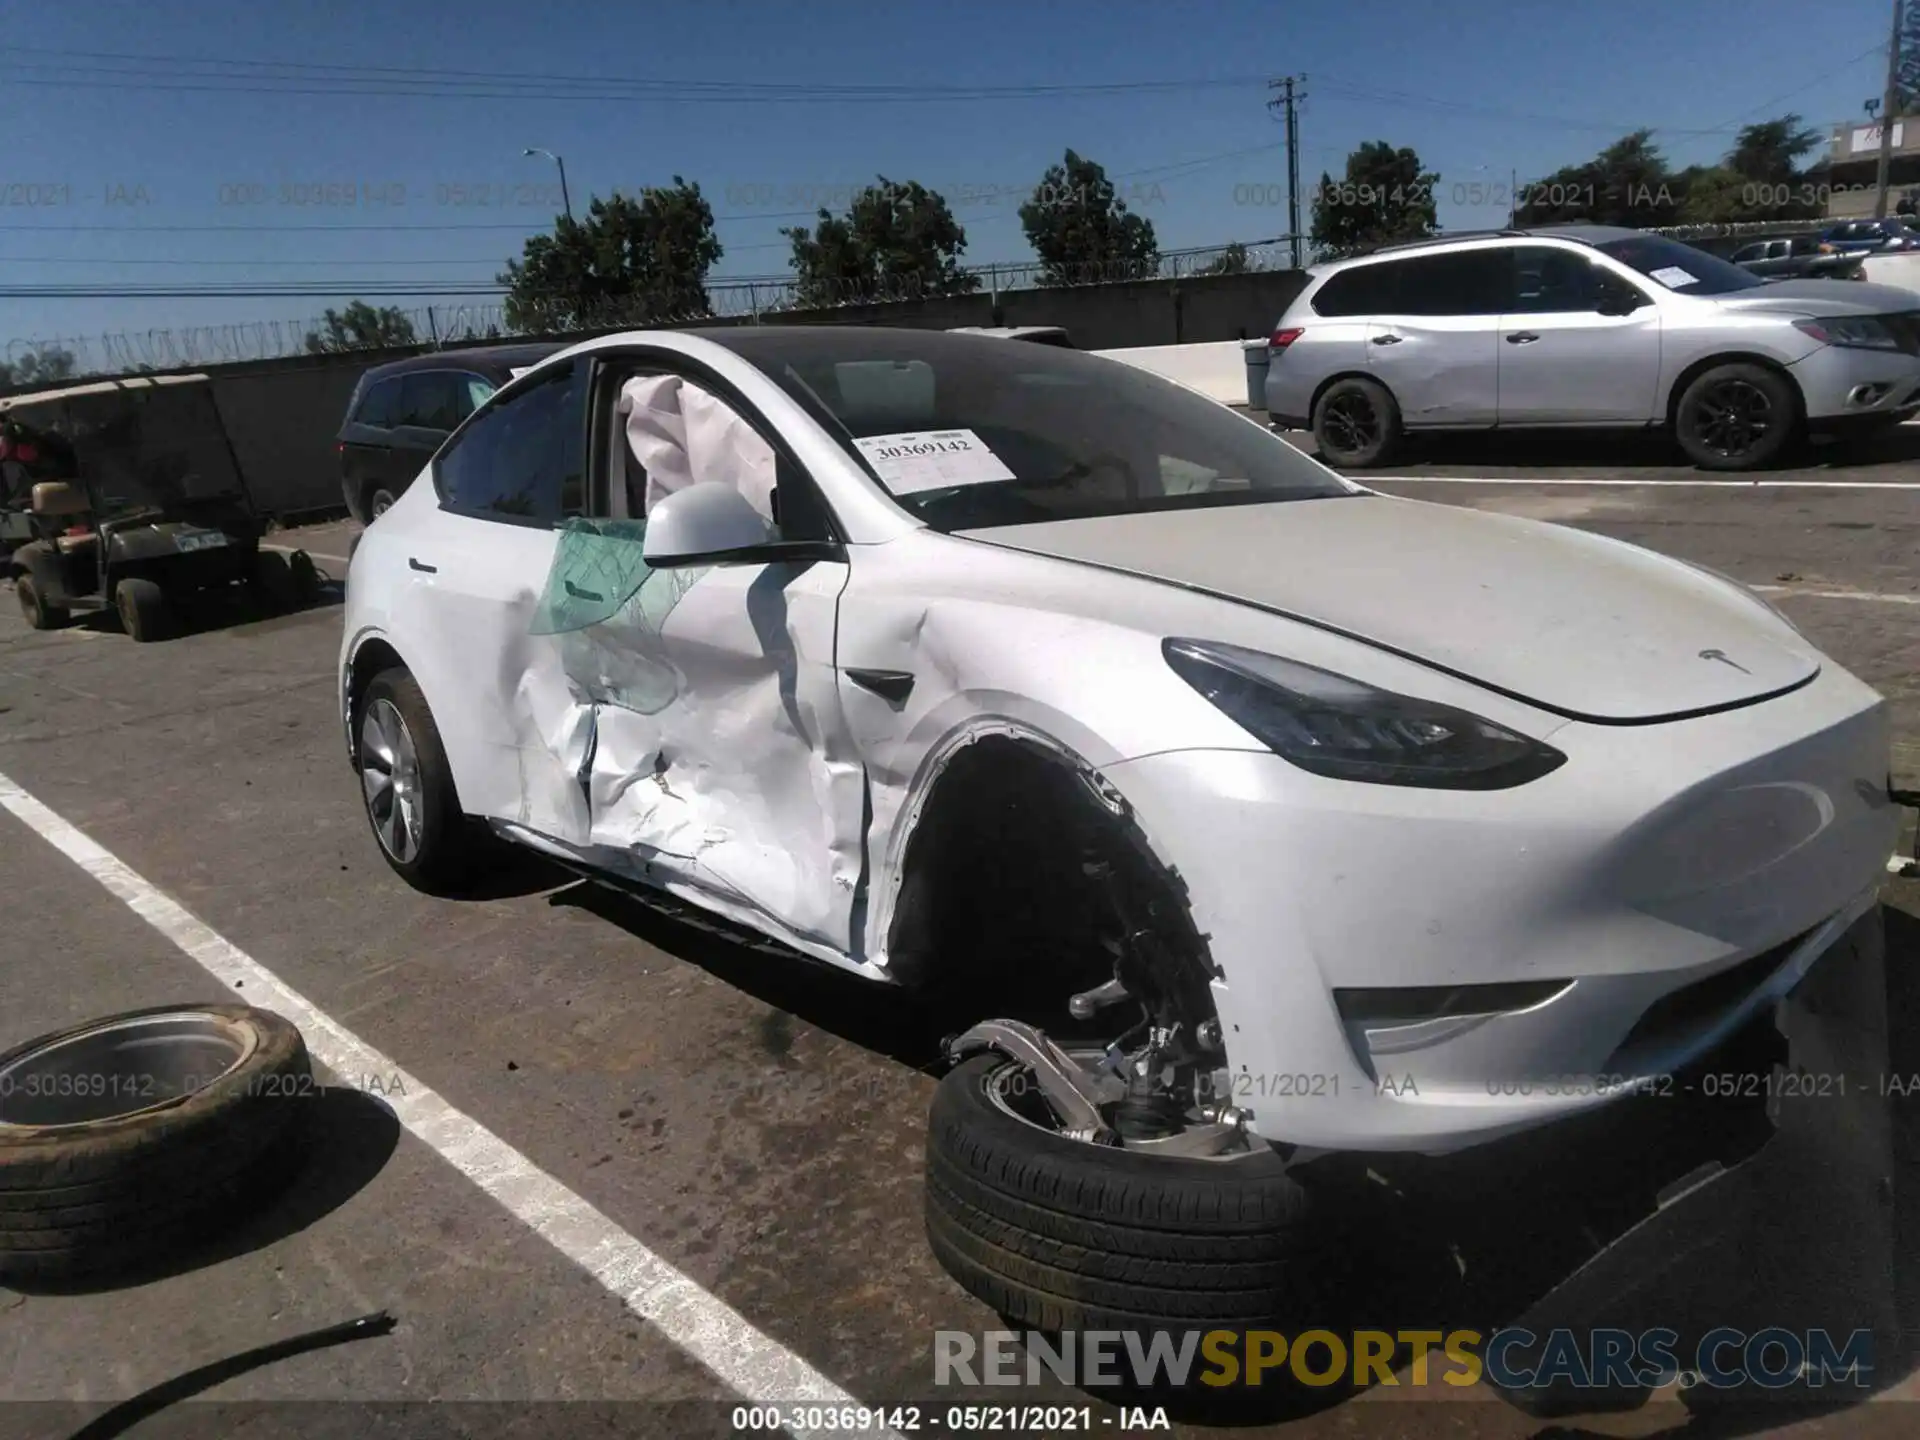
[1267,76,1308,268]
[1876,0,1904,219]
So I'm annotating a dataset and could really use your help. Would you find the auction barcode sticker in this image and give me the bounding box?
[852,428,1017,495]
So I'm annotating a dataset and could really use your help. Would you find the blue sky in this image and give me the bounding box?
[0,0,1901,364]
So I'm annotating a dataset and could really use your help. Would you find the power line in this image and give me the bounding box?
[0,43,1270,97]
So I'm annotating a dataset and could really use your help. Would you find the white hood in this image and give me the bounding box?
[959,495,1821,723]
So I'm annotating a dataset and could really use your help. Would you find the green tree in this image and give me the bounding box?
[303,301,417,355]
[0,346,79,388]
[1019,149,1160,285]
[783,177,981,307]
[1308,142,1439,260]
[1197,241,1252,275]
[1727,115,1824,184]
[1515,130,1680,228]
[500,178,722,332]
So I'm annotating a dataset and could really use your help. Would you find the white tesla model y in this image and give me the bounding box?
[339,326,1898,1332]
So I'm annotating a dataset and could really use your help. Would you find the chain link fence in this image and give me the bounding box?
[4,240,1296,383]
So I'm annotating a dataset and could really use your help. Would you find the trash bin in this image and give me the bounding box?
[1241,339,1270,410]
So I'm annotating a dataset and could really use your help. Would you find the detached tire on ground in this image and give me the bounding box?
[115,577,168,642]
[0,1005,311,1283]
[1311,376,1401,469]
[1674,362,1798,471]
[925,1054,1329,1335]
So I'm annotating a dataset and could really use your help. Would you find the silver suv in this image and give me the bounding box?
[1263,224,1920,470]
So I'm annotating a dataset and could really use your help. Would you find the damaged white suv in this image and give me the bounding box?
[340,326,1897,1332]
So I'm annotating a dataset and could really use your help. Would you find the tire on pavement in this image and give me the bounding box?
[115,577,168,642]
[925,1053,1333,1341]
[1673,362,1798,471]
[0,1005,312,1283]
[1311,376,1401,469]
[16,576,67,630]
[355,664,494,894]
[250,549,300,612]
[288,549,322,604]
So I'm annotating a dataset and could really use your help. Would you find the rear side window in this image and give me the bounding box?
[354,377,402,428]
[1390,251,1508,316]
[396,371,469,432]
[1311,263,1397,316]
[434,360,586,523]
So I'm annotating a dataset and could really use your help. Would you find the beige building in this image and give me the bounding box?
[1815,119,1920,217]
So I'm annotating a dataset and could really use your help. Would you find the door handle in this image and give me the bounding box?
[1506,332,1540,344]
[564,579,604,603]
[1369,333,1403,346]
[408,557,437,573]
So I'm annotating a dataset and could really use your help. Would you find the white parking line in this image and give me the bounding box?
[0,768,898,1439]
[262,542,352,567]
[1752,584,1920,606]
[1362,476,1920,489]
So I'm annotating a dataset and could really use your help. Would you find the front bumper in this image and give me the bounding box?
[1792,342,1920,421]
[1100,666,1900,1151]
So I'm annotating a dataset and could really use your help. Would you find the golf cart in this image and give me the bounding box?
[3,408,319,642]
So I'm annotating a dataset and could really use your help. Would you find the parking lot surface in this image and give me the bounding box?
[4,474,1920,1439]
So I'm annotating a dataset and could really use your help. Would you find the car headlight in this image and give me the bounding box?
[1792,316,1901,349]
[1162,638,1566,790]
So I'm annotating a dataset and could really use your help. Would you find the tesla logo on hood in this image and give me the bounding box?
[1699,648,1752,674]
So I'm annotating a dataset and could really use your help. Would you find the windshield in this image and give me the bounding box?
[1594,235,1765,295]
[716,329,1353,532]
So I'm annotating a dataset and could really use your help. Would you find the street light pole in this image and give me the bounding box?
[523,148,573,222]
[1875,0,1904,220]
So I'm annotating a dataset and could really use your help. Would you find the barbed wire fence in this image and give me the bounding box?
[2,239,1299,383]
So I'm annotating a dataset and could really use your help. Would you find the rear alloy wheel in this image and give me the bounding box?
[1675,363,1796,470]
[16,575,67,630]
[115,578,168,642]
[356,666,486,893]
[1312,376,1401,468]
[368,487,398,520]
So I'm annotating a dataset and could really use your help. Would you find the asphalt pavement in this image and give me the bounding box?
[3,462,1920,1439]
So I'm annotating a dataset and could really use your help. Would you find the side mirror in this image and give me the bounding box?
[30,480,88,518]
[641,482,774,568]
[1595,290,1643,317]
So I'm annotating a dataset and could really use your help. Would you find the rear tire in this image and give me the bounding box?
[250,549,300,612]
[1674,363,1798,471]
[356,665,490,894]
[288,549,321,604]
[924,1054,1331,1336]
[1312,377,1401,468]
[114,577,168,642]
[16,575,67,630]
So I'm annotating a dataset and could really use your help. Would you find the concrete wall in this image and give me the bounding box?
[3,270,1308,519]
[208,360,374,518]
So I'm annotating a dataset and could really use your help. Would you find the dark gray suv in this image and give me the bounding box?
[338,344,564,522]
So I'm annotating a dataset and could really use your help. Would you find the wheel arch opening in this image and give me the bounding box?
[1665,352,1806,431]
[882,731,1219,1041]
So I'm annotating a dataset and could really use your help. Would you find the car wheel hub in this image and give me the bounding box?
[359,697,424,863]
[1323,394,1378,453]
[1694,380,1773,457]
